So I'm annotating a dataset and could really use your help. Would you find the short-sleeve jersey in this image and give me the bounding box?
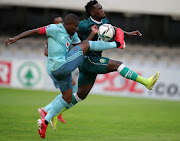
[45,23,81,73]
[78,17,110,56]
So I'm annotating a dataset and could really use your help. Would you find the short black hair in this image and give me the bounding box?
[85,0,98,16]
[51,15,61,22]
[64,14,79,24]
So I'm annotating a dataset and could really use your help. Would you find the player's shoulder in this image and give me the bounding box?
[102,17,110,24]
[80,17,91,23]
[79,17,92,27]
[46,23,63,29]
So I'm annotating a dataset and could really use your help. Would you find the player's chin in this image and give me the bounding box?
[101,12,105,18]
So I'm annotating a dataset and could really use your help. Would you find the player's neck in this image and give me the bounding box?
[90,16,102,23]
[63,24,71,35]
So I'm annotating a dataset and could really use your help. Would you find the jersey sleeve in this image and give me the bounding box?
[44,24,58,37]
[72,32,81,45]
[78,21,86,33]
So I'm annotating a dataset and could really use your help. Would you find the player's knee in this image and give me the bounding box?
[65,96,72,103]
[62,94,73,103]
[107,60,123,72]
[77,90,87,100]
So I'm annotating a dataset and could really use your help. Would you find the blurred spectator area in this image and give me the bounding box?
[0,36,180,70]
[0,6,180,46]
[0,5,180,70]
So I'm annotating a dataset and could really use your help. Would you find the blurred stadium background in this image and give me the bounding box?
[0,0,180,140]
[1,0,180,100]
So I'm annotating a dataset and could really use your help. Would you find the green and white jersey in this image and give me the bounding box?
[78,17,110,56]
[44,23,81,73]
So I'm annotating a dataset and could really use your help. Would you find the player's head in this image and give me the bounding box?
[64,14,79,35]
[52,16,63,24]
[85,0,105,20]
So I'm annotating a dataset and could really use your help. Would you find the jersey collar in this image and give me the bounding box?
[90,16,102,24]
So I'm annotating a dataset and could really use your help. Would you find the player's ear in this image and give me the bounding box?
[90,11,94,16]
[67,23,70,27]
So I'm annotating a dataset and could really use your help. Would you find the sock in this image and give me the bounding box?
[45,120,48,125]
[45,97,68,122]
[44,84,78,112]
[89,41,117,51]
[65,92,82,109]
[58,92,82,115]
[72,84,78,94]
[44,94,62,112]
[117,64,148,86]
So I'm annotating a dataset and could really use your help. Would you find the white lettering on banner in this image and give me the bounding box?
[0,64,8,82]
[1,57,179,101]
[0,61,11,85]
[91,70,180,101]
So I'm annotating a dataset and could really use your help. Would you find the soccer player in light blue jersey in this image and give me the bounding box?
[5,13,126,138]
[38,15,76,126]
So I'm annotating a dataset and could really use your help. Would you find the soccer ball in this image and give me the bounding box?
[98,24,115,42]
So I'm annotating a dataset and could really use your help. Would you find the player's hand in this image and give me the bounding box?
[91,25,98,34]
[5,38,17,47]
[129,30,142,36]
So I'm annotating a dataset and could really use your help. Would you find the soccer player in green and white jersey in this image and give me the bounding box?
[48,0,159,129]
[6,13,128,138]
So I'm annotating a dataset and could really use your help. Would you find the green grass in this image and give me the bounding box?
[0,88,180,141]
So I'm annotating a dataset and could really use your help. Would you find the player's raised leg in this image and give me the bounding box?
[118,64,159,90]
[107,59,160,90]
[145,72,160,90]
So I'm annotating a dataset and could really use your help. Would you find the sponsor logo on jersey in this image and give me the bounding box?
[66,42,70,48]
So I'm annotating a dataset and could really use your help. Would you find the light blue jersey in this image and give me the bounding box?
[45,23,81,73]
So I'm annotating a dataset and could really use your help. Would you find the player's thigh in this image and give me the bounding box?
[79,56,109,74]
[49,74,60,89]
[107,59,123,73]
[77,72,96,99]
[64,45,84,73]
[52,45,83,80]
[78,71,97,86]
[56,73,72,92]
[77,83,93,100]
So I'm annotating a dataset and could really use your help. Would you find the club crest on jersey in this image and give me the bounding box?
[100,58,106,63]
[66,42,70,48]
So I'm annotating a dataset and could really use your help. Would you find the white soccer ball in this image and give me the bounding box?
[98,24,115,42]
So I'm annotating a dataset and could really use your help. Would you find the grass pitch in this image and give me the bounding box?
[0,88,180,141]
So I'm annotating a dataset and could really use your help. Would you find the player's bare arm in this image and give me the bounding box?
[123,30,142,36]
[71,24,97,49]
[113,26,142,37]
[86,25,99,40]
[5,28,40,47]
